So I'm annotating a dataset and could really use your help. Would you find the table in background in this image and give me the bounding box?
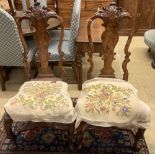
[76,19,104,90]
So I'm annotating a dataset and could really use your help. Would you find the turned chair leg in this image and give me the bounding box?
[0,66,6,91]
[76,122,85,153]
[3,112,17,148]
[72,62,78,83]
[133,128,145,152]
[67,123,75,152]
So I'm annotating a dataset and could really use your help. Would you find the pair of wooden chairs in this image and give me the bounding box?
[3,2,150,153]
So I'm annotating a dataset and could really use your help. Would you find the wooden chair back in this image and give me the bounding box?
[87,2,135,81]
[17,2,64,78]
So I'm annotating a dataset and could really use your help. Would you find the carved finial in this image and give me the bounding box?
[95,2,131,26]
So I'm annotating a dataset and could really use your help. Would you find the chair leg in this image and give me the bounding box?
[72,62,78,83]
[76,122,85,153]
[4,112,17,148]
[133,128,145,152]
[0,66,6,91]
[68,123,75,152]
[24,62,31,81]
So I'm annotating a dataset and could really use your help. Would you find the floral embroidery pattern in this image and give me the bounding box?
[14,82,69,110]
[83,84,133,117]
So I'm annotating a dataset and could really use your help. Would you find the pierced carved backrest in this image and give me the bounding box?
[87,2,135,81]
[0,8,24,67]
[19,2,64,78]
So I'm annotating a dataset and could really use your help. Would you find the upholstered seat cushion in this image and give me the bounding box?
[144,29,155,51]
[48,40,74,61]
[75,78,150,129]
[4,81,76,123]
[50,30,70,41]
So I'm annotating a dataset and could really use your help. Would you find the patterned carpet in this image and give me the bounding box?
[0,100,149,154]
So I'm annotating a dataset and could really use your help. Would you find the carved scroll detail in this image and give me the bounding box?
[122,18,135,81]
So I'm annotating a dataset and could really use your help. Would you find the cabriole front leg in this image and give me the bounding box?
[77,42,83,90]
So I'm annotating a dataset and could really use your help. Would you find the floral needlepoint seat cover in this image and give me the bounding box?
[75,78,150,129]
[5,81,76,123]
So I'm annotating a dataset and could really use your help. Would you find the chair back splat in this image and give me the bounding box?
[18,2,64,78]
[87,2,134,81]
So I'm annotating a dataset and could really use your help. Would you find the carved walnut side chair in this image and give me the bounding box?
[3,4,76,151]
[75,2,151,152]
[46,0,81,81]
[0,8,37,91]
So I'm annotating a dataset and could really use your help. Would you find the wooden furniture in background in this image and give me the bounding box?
[15,11,60,36]
[13,0,113,28]
[3,0,155,33]
[76,19,104,90]
[0,0,16,15]
[0,0,10,10]
[14,0,58,13]
[81,0,113,20]
[118,0,155,35]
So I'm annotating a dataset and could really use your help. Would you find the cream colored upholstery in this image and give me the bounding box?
[5,81,76,123]
[75,78,151,129]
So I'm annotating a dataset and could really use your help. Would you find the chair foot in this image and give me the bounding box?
[132,128,145,152]
[3,112,17,148]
